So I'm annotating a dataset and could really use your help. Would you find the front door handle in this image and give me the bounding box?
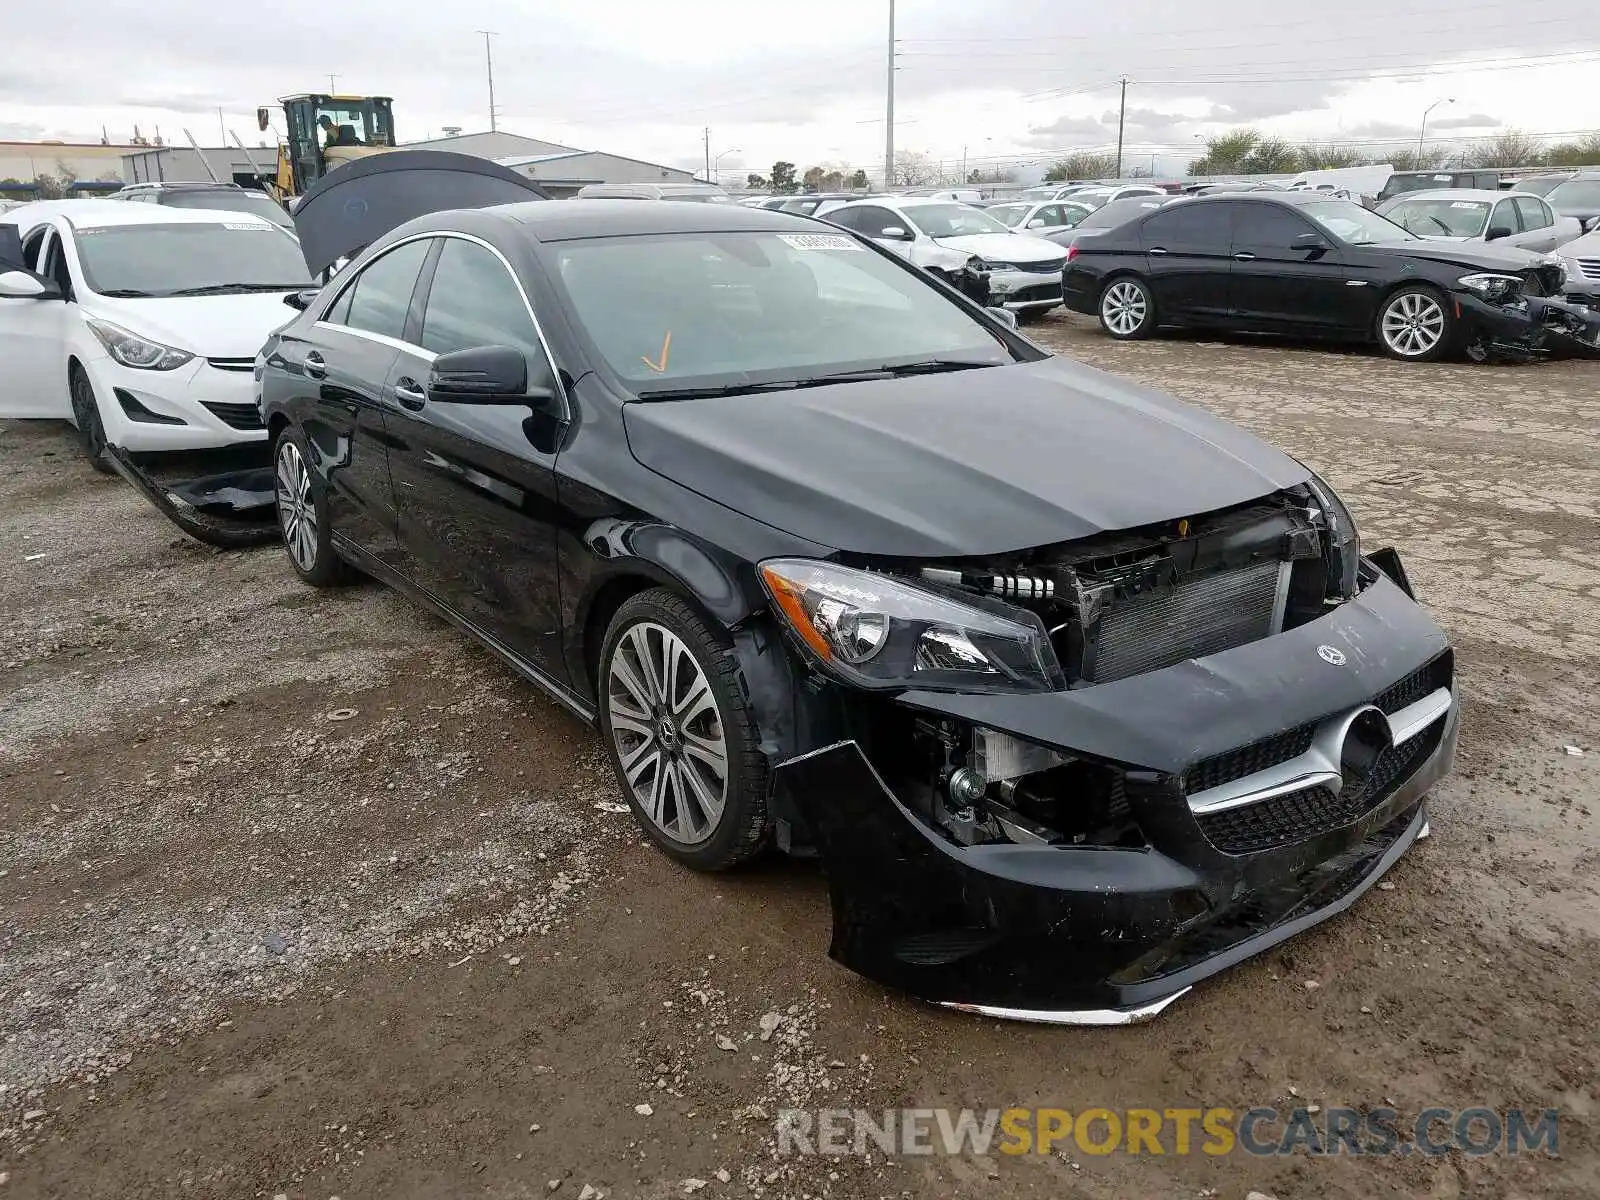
[393,378,427,411]
[303,350,326,379]
[1148,246,1169,256]
[1233,251,1257,261]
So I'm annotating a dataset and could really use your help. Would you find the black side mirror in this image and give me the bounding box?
[283,289,318,311]
[0,269,62,301]
[427,345,557,408]
[1292,231,1329,252]
[1486,225,1512,241]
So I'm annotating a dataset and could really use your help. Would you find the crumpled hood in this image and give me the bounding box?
[1368,238,1545,272]
[932,232,1066,263]
[623,358,1312,557]
[85,292,300,358]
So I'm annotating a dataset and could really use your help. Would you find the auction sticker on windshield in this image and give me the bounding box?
[777,233,862,251]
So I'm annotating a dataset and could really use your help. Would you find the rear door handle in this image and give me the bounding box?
[393,378,427,411]
[1233,251,1257,261]
[1148,247,1168,256]
[303,351,326,379]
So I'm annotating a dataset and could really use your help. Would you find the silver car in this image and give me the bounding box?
[1375,189,1580,254]
[983,199,1096,236]
[1552,227,1600,308]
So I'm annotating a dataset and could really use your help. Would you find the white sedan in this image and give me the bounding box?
[823,197,1068,319]
[983,199,1097,236]
[0,200,312,469]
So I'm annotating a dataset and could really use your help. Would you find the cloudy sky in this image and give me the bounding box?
[3,0,1596,180]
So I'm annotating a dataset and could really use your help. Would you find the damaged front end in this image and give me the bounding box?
[1459,266,1600,361]
[765,489,1458,1022]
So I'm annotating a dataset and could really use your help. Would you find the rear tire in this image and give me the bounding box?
[598,589,769,871]
[1098,276,1157,339]
[273,424,355,587]
[1376,285,1454,362]
[67,364,114,474]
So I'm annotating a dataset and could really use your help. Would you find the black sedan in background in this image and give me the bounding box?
[1062,193,1571,360]
[260,196,1458,1023]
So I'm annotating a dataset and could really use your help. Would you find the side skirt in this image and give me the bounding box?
[331,532,598,726]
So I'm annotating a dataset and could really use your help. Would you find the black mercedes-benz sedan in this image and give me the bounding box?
[258,196,1459,1024]
[1061,192,1575,361]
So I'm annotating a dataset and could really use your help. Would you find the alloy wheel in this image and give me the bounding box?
[1380,292,1446,357]
[275,438,317,572]
[606,621,728,845]
[1101,280,1148,336]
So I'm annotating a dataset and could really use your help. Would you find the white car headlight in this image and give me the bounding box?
[759,559,1062,693]
[85,317,195,371]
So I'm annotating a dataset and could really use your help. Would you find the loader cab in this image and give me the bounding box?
[275,94,396,198]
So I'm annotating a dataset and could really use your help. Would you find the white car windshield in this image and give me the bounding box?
[985,205,1028,228]
[552,231,1012,393]
[903,204,1009,238]
[1302,200,1416,245]
[74,222,313,296]
[1382,198,1489,238]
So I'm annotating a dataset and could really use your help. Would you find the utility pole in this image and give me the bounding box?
[703,127,711,183]
[1114,75,1129,180]
[217,107,226,146]
[327,75,339,93]
[478,31,499,132]
[884,0,896,187]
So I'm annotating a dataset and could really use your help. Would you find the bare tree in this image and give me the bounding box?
[1044,151,1116,181]
[893,150,937,187]
[1462,129,1547,168]
[1297,144,1370,170]
[1381,148,1449,172]
[1543,133,1600,168]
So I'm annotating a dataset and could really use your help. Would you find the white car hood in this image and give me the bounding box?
[931,233,1067,263]
[84,291,301,358]
[1558,230,1600,258]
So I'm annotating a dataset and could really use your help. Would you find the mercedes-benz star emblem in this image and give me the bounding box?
[1317,645,1348,665]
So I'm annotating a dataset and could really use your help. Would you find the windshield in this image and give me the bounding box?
[160,190,292,227]
[1382,197,1489,238]
[986,204,1028,227]
[1549,180,1600,210]
[903,204,1009,238]
[1302,200,1415,245]
[73,222,313,296]
[1381,174,1455,199]
[551,231,1012,393]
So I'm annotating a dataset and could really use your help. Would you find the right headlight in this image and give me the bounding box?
[758,559,1062,693]
[1456,273,1523,304]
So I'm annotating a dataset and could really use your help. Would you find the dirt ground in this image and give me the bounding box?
[2,316,1597,1200]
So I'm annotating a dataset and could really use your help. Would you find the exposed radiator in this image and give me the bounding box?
[1089,559,1289,684]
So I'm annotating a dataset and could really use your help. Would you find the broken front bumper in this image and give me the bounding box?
[1458,291,1600,360]
[773,568,1458,1023]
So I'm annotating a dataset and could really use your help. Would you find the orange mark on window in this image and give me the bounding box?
[641,331,672,373]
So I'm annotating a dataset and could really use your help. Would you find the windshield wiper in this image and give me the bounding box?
[634,359,1004,401]
[800,358,1004,384]
[165,283,309,296]
[95,288,156,297]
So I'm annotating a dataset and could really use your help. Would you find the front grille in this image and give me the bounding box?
[1183,654,1450,800]
[1575,258,1600,281]
[1198,723,1441,854]
[1009,260,1064,275]
[201,400,265,431]
[205,357,255,373]
[1090,559,1283,684]
[1010,282,1063,303]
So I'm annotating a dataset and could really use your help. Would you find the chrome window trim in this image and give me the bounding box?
[313,229,570,420]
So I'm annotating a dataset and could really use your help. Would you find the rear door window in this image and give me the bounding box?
[1514,196,1551,230]
[333,239,431,341]
[1140,202,1232,249]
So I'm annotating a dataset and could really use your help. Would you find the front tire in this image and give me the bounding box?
[1376,285,1453,362]
[273,425,354,587]
[598,589,769,871]
[68,364,114,474]
[1098,276,1157,339]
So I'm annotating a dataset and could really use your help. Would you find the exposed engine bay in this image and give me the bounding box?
[847,485,1367,851]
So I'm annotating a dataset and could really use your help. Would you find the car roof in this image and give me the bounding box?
[60,205,279,229]
[1381,189,1518,203]
[118,181,247,191]
[493,198,825,240]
